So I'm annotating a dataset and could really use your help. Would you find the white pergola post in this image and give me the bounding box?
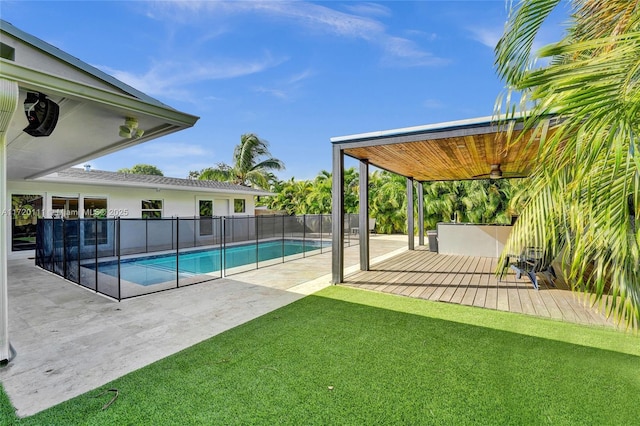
[0,79,19,362]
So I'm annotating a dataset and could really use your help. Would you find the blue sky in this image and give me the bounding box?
[3,1,567,180]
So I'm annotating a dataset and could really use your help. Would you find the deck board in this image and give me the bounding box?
[471,257,491,308]
[342,249,616,328]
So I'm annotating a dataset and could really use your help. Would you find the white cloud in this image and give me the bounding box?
[96,52,286,102]
[382,36,448,67]
[105,1,448,105]
[253,86,289,100]
[252,68,315,100]
[467,26,503,49]
[149,1,445,68]
[287,69,314,85]
[342,2,392,18]
[157,1,385,39]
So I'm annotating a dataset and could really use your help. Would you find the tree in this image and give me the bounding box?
[198,133,284,189]
[259,169,359,215]
[369,171,408,234]
[117,164,163,176]
[305,170,332,214]
[495,0,639,327]
[422,180,464,229]
[187,170,201,180]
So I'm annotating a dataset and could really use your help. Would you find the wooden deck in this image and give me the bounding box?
[343,247,615,328]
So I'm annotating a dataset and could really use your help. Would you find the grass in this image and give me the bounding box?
[3,286,640,425]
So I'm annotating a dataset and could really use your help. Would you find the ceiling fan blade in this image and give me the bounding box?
[500,172,526,178]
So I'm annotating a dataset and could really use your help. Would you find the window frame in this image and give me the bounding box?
[233,198,246,213]
[141,199,163,219]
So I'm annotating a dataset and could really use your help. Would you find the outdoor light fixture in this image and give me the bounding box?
[23,92,59,137]
[489,164,502,179]
[119,117,144,139]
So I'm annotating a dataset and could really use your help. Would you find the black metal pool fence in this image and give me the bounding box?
[35,214,361,300]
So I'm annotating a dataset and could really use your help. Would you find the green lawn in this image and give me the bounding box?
[3,286,640,425]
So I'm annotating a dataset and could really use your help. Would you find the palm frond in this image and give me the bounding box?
[495,0,561,85]
[495,0,640,327]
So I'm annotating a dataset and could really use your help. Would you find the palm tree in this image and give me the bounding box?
[460,179,522,225]
[305,170,333,214]
[199,133,284,189]
[495,0,639,327]
[422,180,465,228]
[369,171,408,234]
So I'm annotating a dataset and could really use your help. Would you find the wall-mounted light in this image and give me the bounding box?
[23,92,59,137]
[119,117,144,139]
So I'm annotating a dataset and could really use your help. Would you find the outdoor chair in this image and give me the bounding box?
[351,218,377,235]
[503,247,556,290]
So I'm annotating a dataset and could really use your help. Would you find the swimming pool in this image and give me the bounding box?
[87,239,329,286]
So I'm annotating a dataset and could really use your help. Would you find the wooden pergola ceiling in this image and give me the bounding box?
[333,117,550,182]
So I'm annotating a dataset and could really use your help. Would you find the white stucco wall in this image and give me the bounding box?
[5,179,257,257]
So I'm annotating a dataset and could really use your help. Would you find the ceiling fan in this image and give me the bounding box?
[472,164,521,180]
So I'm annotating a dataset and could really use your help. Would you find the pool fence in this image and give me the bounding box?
[35,214,361,300]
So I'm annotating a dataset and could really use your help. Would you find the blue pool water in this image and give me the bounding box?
[89,240,328,286]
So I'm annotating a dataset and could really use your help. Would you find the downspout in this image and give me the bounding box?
[0,79,19,363]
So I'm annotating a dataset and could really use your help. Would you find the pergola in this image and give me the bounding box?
[330,114,549,284]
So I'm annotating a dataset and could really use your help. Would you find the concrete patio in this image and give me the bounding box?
[1,235,407,417]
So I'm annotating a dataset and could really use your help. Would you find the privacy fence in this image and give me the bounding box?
[35,214,361,300]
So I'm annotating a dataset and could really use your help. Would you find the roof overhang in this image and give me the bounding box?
[1,20,199,180]
[331,114,552,181]
[2,61,199,180]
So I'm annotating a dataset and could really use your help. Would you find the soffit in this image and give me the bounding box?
[333,117,550,181]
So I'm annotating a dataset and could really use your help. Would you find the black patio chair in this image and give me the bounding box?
[503,247,557,290]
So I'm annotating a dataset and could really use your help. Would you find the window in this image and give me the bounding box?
[11,194,43,251]
[234,199,246,213]
[199,200,213,236]
[83,198,108,245]
[52,196,79,218]
[0,43,15,61]
[142,200,163,218]
[84,198,107,218]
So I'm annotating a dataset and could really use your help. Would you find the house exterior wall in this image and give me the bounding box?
[6,179,257,257]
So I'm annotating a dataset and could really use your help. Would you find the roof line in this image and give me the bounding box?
[1,19,172,111]
[35,168,274,196]
[330,112,529,143]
